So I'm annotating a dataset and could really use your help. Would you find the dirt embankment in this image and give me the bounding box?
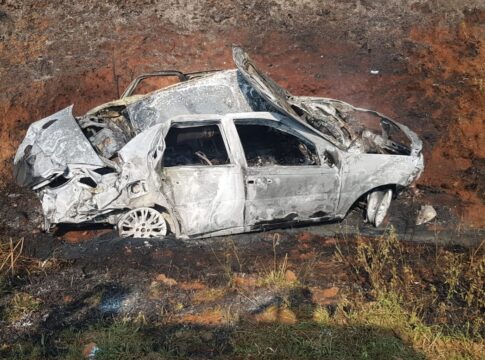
[0,1,484,227]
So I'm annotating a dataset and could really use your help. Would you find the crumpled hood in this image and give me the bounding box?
[13,106,104,188]
[232,46,422,157]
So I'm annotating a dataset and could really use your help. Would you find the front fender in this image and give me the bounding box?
[336,153,424,216]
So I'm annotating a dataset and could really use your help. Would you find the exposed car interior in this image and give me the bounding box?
[162,124,230,166]
[235,123,319,167]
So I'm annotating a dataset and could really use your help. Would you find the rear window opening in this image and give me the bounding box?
[235,123,319,167]
[162,124,230,167]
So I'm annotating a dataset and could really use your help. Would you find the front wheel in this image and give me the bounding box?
[117,207,168,238]
[366,189,393,227]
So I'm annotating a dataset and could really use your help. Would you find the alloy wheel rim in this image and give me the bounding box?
[118,208,167,238]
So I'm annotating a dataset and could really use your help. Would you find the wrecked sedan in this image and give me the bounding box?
[13,47,424,239]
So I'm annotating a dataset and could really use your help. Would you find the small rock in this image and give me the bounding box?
[232,273,258,288]
[297,231,313,242]
[63,295,74,303]
[155,274,177,286]
[284,270,298,282]
[416,205,437,225]
[179,281,207,290]
[320,287,339,298]
[62,229,111,244]
[311,286,340,305]
[123,246,132,255]
[82,342,99,359]
[254,305,297,325]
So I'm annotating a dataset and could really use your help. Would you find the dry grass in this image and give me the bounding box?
[2,230,483,359]
[6,292,41,323]
[336,227,485,359]
[192,288,227,304]
[257,233,299,288]
[0,238,25,276]
[0,237,59,278]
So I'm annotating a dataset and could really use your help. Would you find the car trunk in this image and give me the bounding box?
[13,106,105,188]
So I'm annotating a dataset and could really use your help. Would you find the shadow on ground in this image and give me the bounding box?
[3,282,426,359]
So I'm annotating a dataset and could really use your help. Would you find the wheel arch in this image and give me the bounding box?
[151,203,182,237]
[340,183,403,218]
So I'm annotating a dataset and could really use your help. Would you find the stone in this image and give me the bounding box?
[82,342,99,359]
[254,305,297,325]
[416,205,437,225]
[311,286,340,305]
[155,273,177,286]
[284,270,298,282]
[232,273,258,288]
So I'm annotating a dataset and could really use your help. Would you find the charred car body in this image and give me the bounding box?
[14,47,424,239]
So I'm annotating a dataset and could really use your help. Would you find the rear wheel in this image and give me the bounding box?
[117,207,167,238]
[366,189,393,227]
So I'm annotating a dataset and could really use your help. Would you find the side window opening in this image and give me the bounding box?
[162,124,230,167]
[235,123,320,167]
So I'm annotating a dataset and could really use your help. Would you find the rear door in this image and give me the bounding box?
[233,117,340,226]
[161,119,245,236]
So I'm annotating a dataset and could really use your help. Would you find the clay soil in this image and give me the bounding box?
[0,1,484,358]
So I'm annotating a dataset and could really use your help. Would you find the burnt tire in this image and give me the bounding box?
[366,189,393,227]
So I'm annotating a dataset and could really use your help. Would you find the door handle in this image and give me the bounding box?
[247,178,272,185]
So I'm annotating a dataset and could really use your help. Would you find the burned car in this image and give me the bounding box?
[14,47,424,239]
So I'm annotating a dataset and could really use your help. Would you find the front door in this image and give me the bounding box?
[161,121,245,236]
[234,121,340,227]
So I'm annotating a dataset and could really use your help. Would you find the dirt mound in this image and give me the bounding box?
[407,14,485,227]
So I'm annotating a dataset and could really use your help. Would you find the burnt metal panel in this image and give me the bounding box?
[13,106,104,188]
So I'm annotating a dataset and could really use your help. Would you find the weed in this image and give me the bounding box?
[0,237,61,279]
[257,234,299,288]
[7,292,41,322]
[312,305,331,324]
[209,239,241,286]
[0,238,24,276]
[192,287,226,304]
[335,229,484,359]
[234,317,424,359]
[58,321,159,360]
[1,231,483,359]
